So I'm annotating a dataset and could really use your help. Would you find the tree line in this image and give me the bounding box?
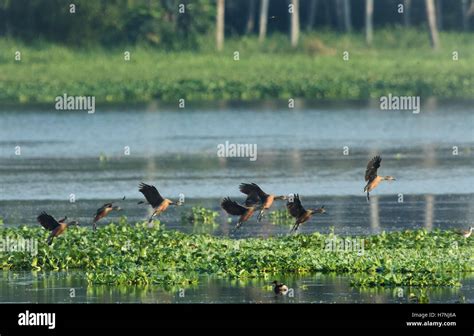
[0,0,472,49]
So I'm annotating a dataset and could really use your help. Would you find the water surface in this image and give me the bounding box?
[0,101,472,304]
[1,101,473,201]
[1,271,472,304]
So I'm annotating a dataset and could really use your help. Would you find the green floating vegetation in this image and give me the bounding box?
[181,206,219,234]
[181,206,219,225]
[268,209,294,225]
[0,220,472,289]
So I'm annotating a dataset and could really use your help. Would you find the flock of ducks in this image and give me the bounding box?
[36,155,472,248]
[33,155,473,295]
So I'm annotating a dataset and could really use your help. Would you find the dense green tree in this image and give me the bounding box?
[0,0,471,49]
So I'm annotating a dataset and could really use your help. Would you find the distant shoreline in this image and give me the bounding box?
[1,30,473,104]
[1,98,473,111]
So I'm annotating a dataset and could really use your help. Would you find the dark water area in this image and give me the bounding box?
[0,271,472,304]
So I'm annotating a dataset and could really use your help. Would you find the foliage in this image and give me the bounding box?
[0,0,472,48]
[268,209,293,225]
[0,222,472,289]
[0,0,215,49]
[0,30,472,103]
[181,206,219,225]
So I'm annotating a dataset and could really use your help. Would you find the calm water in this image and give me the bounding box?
[0,100,473,201]
[0,100,473,303]
[0,271,472,304]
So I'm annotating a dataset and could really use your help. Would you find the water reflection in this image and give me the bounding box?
[1,194,473,237]
[0,271,471,304]
[424,195,434,230]
[369,197,380,233]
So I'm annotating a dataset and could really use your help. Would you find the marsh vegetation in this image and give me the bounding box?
[1,217,472,291]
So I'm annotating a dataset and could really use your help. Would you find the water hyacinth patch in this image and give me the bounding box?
[269,209,294,226]
[0,222,472,289]
[181,206,219,225]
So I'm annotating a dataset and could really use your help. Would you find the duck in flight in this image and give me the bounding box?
[287,194,325,233]
[37,212,79,245]
[92,197,125,230]
[221,196,258,232]
[138,183,182,223]
[364,156,396,201]
[239,183,287,222]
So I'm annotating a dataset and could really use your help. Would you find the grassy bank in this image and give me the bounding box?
[0,218,472,289]
[0,29,473,104]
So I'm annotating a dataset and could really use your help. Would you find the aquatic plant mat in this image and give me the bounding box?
[1,220,472,289]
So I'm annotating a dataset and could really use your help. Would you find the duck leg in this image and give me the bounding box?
[289,222,299,234]
[230,221,242,234]
[148,212,157,224]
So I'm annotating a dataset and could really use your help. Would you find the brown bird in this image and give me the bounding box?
[287,194,325,233]
[138,183,182,223]
[364,156,396,201]
[37,212,78,245]
[221,197,258,232]
[272,280,289,295]
[239,183,287,222]
[92,197,124,231]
